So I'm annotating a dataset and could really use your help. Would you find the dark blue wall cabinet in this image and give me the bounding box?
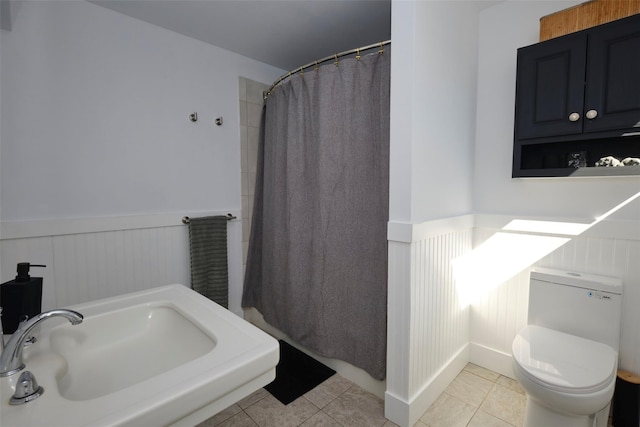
[513,13,640,177]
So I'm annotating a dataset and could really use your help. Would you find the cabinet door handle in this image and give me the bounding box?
[586,109,598,120]
[568,112,581,122]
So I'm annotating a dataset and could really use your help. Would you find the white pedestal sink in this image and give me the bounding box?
[0,284,279,426]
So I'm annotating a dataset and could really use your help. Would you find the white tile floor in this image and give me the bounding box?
[198,363,528,427]
[418,364,526,427]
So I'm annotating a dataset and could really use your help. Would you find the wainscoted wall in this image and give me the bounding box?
[3,211,638,427]
[469,268,528,377]
[470,215,640,378]
[471,0,640,379]
[0,1,284,317]
[0,212,244,315]
[386,216,473,427]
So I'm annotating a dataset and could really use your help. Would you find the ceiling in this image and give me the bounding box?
[90,0,392,71]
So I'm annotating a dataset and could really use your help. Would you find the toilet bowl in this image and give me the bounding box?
[512,325,617,426]
[511,268,623,427]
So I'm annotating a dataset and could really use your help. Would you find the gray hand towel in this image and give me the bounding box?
[188,216,229,308]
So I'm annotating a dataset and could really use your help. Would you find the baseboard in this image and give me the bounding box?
[469,341,515,379]
[385,342,513,427]
[385,344,469,427]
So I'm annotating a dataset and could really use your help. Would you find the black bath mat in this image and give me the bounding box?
[265,340,336,405]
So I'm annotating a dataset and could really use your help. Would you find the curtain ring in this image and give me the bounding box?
[300,66,304,77]
[315,59,319,71]
[356,48,361,61]
[334,53,339,66]
[379,41,384,55]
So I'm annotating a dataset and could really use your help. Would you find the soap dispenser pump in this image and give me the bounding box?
[0,263,46,334]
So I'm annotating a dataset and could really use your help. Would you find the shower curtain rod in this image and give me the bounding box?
[264,40,391,99]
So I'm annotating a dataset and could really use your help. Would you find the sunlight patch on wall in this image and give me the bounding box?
[502,219,590,235]
[453,191,640,308]
[452,232,569,308]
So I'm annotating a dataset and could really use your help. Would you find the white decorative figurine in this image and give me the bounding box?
[595,156,622,167]
[621,157,640,166]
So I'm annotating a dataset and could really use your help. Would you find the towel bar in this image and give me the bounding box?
[182,214,236,224]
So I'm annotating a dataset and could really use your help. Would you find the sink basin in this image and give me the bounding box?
[51,303,216,400]
[0,284,279,427]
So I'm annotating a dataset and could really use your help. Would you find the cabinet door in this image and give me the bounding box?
[515,33,587,140]
[584,14,640,134]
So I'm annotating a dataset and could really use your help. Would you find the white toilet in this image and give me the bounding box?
[512,267,623,427]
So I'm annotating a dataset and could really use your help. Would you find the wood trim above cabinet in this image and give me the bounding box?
[540,0,640,41]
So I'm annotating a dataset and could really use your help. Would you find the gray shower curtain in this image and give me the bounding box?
[242,49,390,380]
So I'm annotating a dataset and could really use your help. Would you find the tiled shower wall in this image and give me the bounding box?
[239,77,269,272]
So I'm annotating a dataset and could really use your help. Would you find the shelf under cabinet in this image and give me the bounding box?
[514,136,640,178]
[516,165,640,178]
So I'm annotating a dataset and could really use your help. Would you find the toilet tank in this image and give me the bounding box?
[528,267,623,350]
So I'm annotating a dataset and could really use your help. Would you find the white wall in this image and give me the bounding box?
[471,0,640,378]
[0,1,283,315]
[1,0,282,222]
[474,0,640,222]
[388,1,640,425]
[387,1,479,426]
[390,1,478,224]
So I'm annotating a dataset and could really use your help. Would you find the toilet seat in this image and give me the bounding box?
[512,325,617,395]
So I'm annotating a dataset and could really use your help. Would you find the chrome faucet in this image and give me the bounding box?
[0,309,83,377]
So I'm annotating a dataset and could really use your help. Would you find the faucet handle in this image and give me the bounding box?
[9,370,44,405]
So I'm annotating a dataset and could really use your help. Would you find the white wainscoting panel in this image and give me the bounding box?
[386,219,472,427]
[1,213,244,315]
[387,240,412,401]
[470,220,640,377]
[50,226,190,307]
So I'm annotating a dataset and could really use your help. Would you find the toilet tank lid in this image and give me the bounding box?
[531,267,622,295]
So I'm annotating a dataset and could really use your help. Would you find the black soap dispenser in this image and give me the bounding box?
[0,263,46,334]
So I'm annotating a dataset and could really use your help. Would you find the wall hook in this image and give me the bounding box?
[188,112,198,122]
[215,117,223,126]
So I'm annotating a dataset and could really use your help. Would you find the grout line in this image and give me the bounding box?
[297,396,321,427]
[241,390,267,427]
[464,402,482,427]
[241,408,257,427]
[320,408,346,427]
[455,368,499,427]
[464,381,494,427]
